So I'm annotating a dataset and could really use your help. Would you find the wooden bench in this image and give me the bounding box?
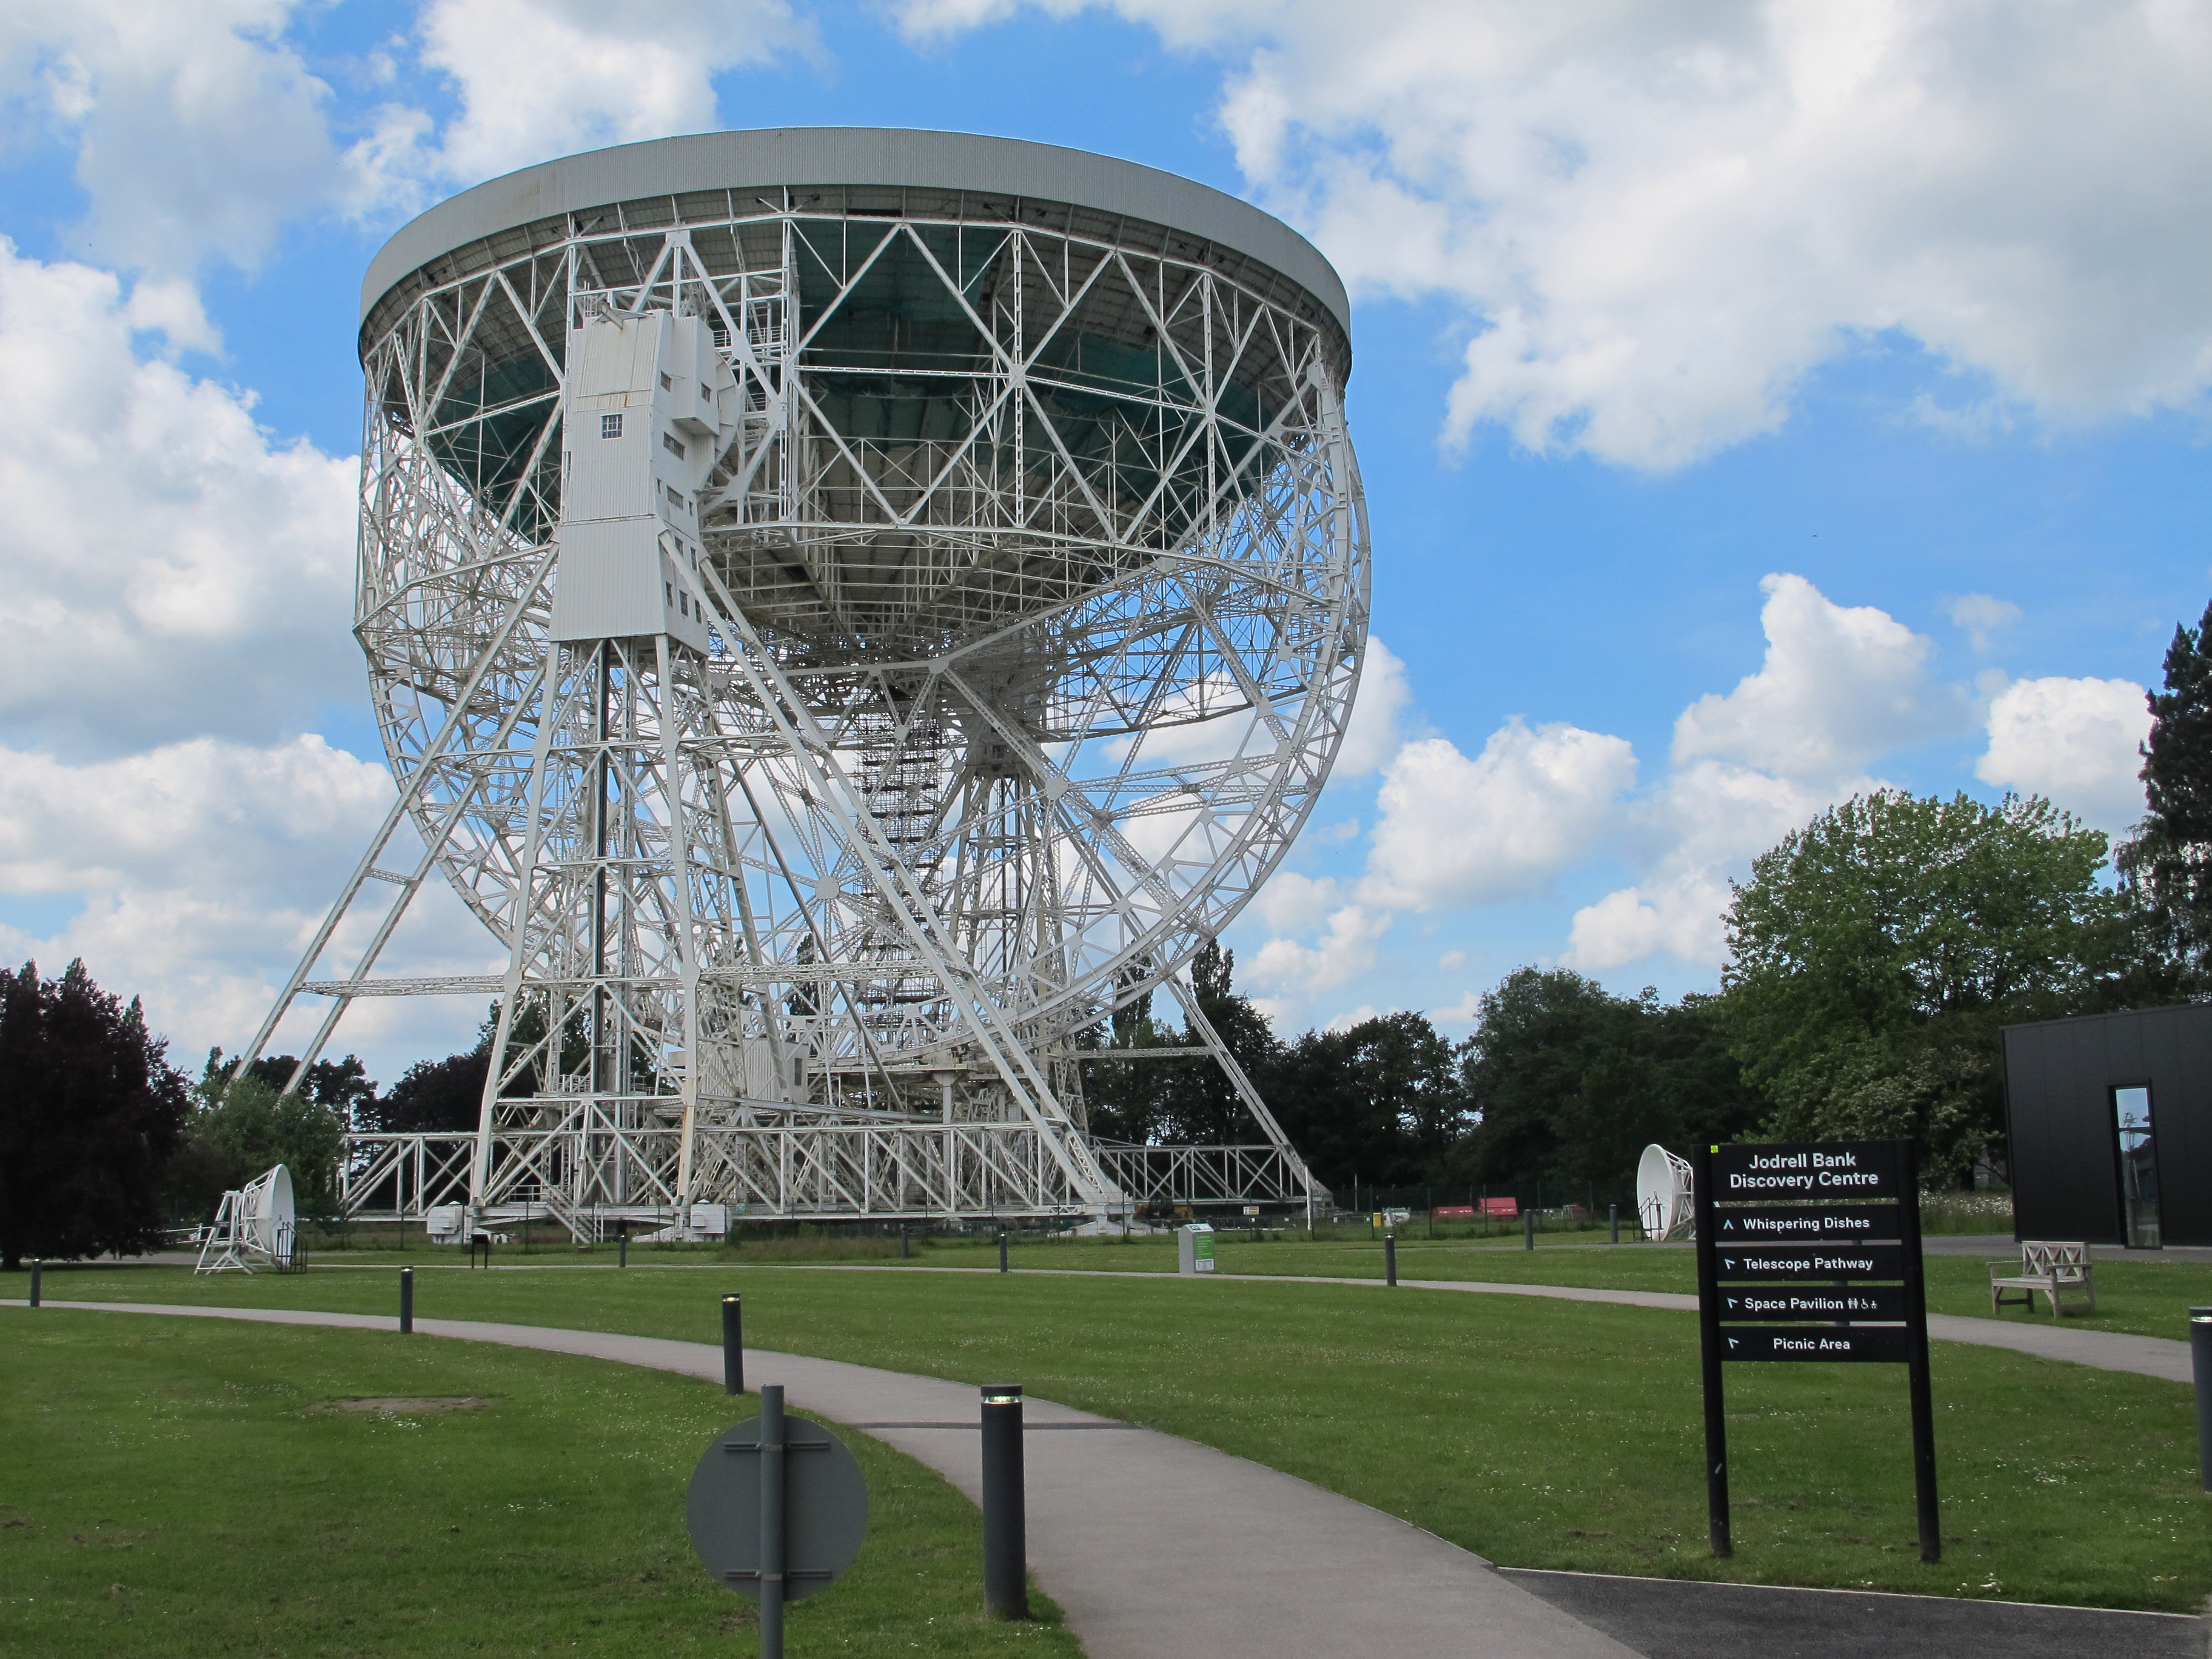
[1988,1241,2096,1319]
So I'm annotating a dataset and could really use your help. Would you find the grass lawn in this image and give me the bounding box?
[0,1309,1079,1659]
[25,1261,2210,1614]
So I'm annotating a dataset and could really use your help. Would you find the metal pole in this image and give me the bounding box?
[400,1266,414,1334]
[900,1223,910,1259]
[1897,1140,1940,1562]
[759,1382,786,1659]
[618,1225,628,1269]
[1610,1204,1619,1245]
[980,1384,1028,1618]
[999,1229,1008,1274]
[722,1294,745,1395]
[1691,1142,1731,1557]
[1384,1233,1397,1287]
[2191,1307,2212,1492]
[28,1259,41,1307]
[1523,1208,1535,1252]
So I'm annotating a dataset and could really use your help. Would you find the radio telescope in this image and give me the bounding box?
[1637,1144,1695,1241]
[195,1164,297,1273]
[241,130,1369,1238]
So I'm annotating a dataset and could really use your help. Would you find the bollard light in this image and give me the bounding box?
[980,1384,1028,1618]
[723,1294,745,1395]
[1384,1233,1397,1287]
[2191,1307,2211,1492]
[400,1265,414,1334]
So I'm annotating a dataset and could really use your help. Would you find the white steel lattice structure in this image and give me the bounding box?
[245,130,1367,1238]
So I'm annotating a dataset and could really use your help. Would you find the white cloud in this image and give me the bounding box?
[1673,573,1969,777]
[416,0,817,186]
[1332,635,1410,776]
[0,240,357,753]
[1437,949,1466,971]
[0,734,494,1085]
[1358,720,1635,911]
[1946,592,2022,654]
[1248,902,1389,998]
[0,1,347,272]
[1977,675,2151,833]
[903,0,2212,469]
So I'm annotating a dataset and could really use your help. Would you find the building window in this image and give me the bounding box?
[2113,1085,2160,1248]
[601,413,623,438]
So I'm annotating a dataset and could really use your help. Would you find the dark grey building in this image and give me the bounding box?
[2000,1004,2210,1248]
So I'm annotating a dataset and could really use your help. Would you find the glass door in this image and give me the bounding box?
[2113,1085,2160,1248]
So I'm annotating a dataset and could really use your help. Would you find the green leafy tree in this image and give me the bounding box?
[1076,978,1181,1144]
[0,959,190,1270]
[1159,940,1281,1144]
[1722,789,2141,1184]
[1449,968,1761,1189]
[170,1062,349,1221]
[2116,597,2212,987]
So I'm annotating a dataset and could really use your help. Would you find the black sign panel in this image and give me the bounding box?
[1717,1285,1908,1321]
[1715,1244,1904,1281]
[1710,1142,1902,1201]
[1720,1326,1910,1363]
[1711,1205,1895,1243]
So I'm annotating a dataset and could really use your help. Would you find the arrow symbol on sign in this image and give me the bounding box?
[1726,1337,1740,1350]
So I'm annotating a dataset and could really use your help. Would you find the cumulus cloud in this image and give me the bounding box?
[416,0,817,185]
[1977,675,2151,833]
[1333,635,1410,777]
[0,735,495,1084]
[1673,574,1970,777]
[0,1,349,272]
[1359,721,1636,911]
[1248,902,1389,999]
[1566,572,1960,972]
[903,0,2212,469]
[0,240,357,753]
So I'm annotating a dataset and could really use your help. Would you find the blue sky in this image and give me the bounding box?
[1,1,2205,1085]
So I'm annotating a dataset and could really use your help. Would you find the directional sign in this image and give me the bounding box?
[1720,1326,1911,1363]
[1715,1244,1905,1281]
[1710,1142,1902,1201]
[1711,1205,1895,1244]
[1718,1285,1908,1321]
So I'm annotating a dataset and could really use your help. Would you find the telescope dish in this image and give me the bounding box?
[1635,1144,1694,1241]
[243,1164,295,1255]
[195,1163,297,1274]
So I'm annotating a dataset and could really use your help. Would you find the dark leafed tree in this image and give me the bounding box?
[1264,1010,1466,1191]
[1723,789,2147,1184]
[0,959,190,1270]
[363,1052,491,1134]
[1158,940,1282,1144]
[241,1053,378,1124]
[1076,975,1180,1144]
[2116,598,2212,989]
[1449,968,1761,1190]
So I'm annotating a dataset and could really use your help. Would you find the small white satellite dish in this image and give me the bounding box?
[1636,1144,1695,1241]
[195,1164,298,1274]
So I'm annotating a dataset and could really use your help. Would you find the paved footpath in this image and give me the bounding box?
[9,1298,2201,1659]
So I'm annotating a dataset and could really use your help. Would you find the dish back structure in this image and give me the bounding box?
[243,129,1369,1238]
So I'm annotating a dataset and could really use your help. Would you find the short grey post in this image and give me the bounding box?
[2193,1307,2212,1492]
[900,1224,910,1259]
[618,1224,628,1269]
[1384,1233,1397,1287]
[28,1259,41,1307]
[399,1266,414,1333]
[998,1229,1009,1273]
[759,1383,788,1659]
[1609,1204,1619,1245]
[980,1383,1028,1618]
[722,1294,745,1395]
[1523,1208,1535,1251]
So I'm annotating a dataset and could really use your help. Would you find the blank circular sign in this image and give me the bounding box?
[686,1415,870,1603]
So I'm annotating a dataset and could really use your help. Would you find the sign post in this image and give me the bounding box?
[687,1385,870,1658]
[1694,1140,1939,1563]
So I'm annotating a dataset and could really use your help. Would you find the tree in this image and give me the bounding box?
[1722,789,2142,1184]
[168,1060,350,1221]
[1158,940,1281,1144]
[1449,968,1761,1189]
[241,1053,377,1125]
[0,960,190,1270]
[2116,597,2212,987]
[363,1052,491,1134]
[1265,1010,1466,1191]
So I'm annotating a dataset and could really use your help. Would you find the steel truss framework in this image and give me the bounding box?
[249,169,1367,1234]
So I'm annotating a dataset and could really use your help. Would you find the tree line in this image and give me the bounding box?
[7,598,2211,1261]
